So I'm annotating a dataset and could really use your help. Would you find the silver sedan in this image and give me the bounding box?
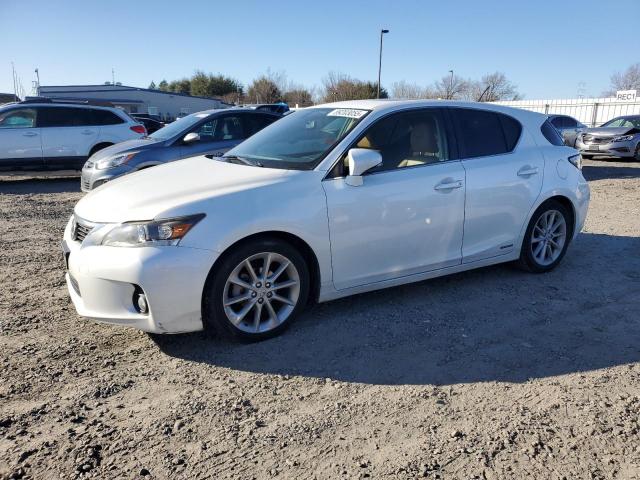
[575,115,640,160]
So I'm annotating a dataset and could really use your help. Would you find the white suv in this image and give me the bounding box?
[0,99,146,172]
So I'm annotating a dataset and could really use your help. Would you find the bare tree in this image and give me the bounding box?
[321,72,387,102]
[430,74,468,100]
[390,81,426,99]
[604,63,640,96]
[467,72,521,102]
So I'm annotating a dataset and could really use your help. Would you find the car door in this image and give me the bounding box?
[0,107,43,171]
[322,108,466,290]
[39,106,99,170]
[179,114,248,159]
[449,107,544,263]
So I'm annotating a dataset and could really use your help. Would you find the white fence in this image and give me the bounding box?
[493,97,640,127]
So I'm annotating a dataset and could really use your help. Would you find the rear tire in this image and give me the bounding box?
[518,200,572,273]
[202,238,310,342]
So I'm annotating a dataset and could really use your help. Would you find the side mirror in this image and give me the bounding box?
[345,148,382,186]
[183,132,200,144]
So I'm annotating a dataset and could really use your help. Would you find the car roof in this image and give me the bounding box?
[197,108,279,116]
[310,99,546,123]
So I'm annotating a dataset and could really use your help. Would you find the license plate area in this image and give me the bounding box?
[589,145,600,151]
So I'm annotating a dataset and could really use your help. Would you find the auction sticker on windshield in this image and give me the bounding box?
[327,109,368,119]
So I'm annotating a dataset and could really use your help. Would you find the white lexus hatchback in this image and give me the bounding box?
[62,100,590,341]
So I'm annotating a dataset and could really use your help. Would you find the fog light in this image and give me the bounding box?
[136,293,148,314]
[132,286,148,314]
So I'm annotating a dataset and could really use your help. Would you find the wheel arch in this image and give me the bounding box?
[89,142,114,157]
[521,193,577,248]
[202,230,322,310]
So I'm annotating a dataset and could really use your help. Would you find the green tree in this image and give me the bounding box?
[321,72,387,102]
[283,88,313,107]
[158,80,169,91]
[168,78,191,95]
[247,76,282,103]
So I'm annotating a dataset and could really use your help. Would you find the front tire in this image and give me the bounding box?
[518,200,572,273]
[203,238,310,341]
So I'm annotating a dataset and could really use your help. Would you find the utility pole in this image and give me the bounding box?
[377,29,389,99]
[112,68,115,86]
[448,70,454,99]
[12,62,18,101]
[35,68,40,94]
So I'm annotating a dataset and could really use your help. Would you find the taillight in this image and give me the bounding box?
[568,154,582,170]
[130,124,146,135]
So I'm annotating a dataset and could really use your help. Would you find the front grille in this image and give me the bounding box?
[73,218,94,242]
[81,177,91,191]
[582,135,612,144]
[69,274,81,297]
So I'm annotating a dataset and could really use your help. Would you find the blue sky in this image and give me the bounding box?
[1,0,636,100]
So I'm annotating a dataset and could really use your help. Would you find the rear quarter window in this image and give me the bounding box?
[540,120,565,146]
[91,109,125,125]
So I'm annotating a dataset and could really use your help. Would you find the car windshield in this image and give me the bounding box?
[149,112,211,140]
[225,107,369,170]
[602,117,640,128]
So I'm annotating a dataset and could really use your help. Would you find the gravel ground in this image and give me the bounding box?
[1,159,639,480]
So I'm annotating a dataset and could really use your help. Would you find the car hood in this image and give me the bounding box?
[89,137,164,161]
[583,126,637,136]
[74,156,292,223]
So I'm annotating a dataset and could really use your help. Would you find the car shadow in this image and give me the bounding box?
[0,177,81,194]
[582,159,640,181]
[153,232,640,386]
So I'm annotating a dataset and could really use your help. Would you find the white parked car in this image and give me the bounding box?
[0,99,146,172]
[62,100,590,341]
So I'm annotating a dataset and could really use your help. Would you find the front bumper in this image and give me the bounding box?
[81,164,133,192]
[62,217,217,333]
[575,138,635,158]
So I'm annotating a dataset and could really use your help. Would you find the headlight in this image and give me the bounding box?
[101,214,205,247]
[95,152,137,170]
[612,134,633,143]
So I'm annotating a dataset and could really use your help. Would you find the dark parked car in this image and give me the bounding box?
[548,114,586,147]
[81,108,281,191]
[132,115,164,134]
[241,103,290,115]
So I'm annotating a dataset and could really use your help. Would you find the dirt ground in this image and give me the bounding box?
[1,159,639,480]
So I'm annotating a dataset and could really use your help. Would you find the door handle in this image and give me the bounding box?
[23,131,38,137]
[81,130,94,135]
[434,179,463,191]
[517,166,539,177]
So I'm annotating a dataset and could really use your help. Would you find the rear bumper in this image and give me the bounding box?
[62,218,217,333]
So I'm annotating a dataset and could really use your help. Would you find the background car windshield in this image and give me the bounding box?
[602,117,640,128]
[149,112,209,140]
[226,108,369,169]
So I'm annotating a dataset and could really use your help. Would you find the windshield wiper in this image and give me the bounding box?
[223,155,263,167]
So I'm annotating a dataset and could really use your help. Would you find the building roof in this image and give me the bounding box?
[39,84,223,102]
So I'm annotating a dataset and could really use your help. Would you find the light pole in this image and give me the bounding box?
[448,70,454,99]
[377,29,389,99]
[35,68,40,94]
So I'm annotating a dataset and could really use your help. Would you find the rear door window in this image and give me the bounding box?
[246,114,279,135]
[38,107,93,127]
[450,108,521,158]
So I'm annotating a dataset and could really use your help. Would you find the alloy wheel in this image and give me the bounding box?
[531,210,567,266]
[222,252,301,334]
